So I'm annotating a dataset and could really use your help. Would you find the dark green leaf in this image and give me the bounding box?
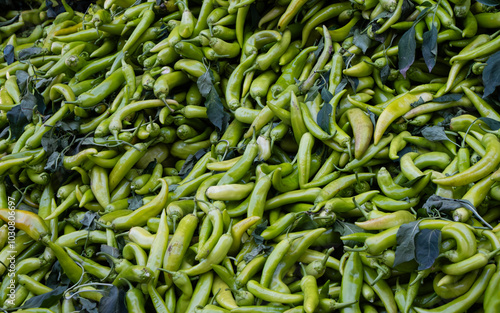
[293,213,319,231]
[433,93,464,103]
[415,229,441,270]
[400,174,425,187]
[45,151,63,173]
[206,88,230,133]
[393,220,421,267]
[398,26,416,77]
[22,286,67,308]
[401,0,416,20]
[46,0,67,18]
[143,159,158,175]
[79,297,98,313]
[249,3,260,30]
[410,97,425,108]
[41,131,58,155]
[313,38,324,59]
[20,93,37,122]
[422,194,492,228]
[56,120,80,132]
[422,24,438,72]
[317,102,332,135]
[18,47,44,60]
[45,261,70,290]
[320,86,333,104]
[179,149,209,178]
[482,50,500,98]
[252,220,268,245]
[7,105,29,140]
[243,242,273,263]
[479,117,500,130]
[306,84,321,102]
[16,70,30,94]
[197,70,213,98]
[347,76,359,93]
[101,244,120,258]
[421,126,449,142]
[334,77,348,95]
[80,211,99,230]
[98,286,126,313]
[4,44,14,65]
[334,221,366,247]
[353,28,371,54]
[367,109,377,129]
[320,280,330,299]
[380,64,390,84]
[128,194,143,211]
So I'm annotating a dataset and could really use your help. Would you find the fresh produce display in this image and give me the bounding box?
[1,0,500,311]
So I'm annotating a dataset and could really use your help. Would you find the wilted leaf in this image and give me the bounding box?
[18,47,44,60]
[197,70,213,98]
[98,286,126,313]
[353,28,371,54]
[398,27,416,78]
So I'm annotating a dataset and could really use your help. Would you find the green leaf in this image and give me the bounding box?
[320,280,330,298]
[422,24,438,72]
[393,220,421,267]
[421,126,449,142]
[6,105,29,140]
[482,50,500,98]
[415,229,441,270]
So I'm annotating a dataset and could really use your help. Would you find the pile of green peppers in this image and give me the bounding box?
[1,0,500,311]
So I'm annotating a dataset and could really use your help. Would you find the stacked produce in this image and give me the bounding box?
[1,0,500,311]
